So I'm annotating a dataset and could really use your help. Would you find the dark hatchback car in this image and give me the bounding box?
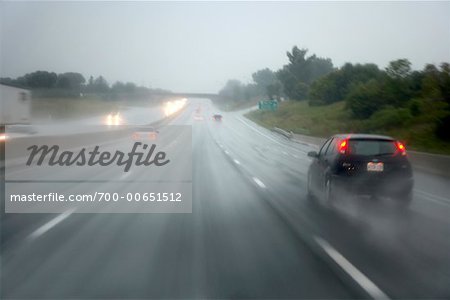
[212,114,223,121]
[307,134,414,205]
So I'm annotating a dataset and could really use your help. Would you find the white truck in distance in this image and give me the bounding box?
[0,83,31,125]
[1,83,33,140]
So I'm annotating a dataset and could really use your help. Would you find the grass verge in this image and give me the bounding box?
[246,100,450,155]
[31,96,161,120]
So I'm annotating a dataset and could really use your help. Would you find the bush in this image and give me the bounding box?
[409,99,422,116]
[345,80,386,118]
[309,73,340,105]
[436,114,450,141]
[309,63,382,106]
[293,82,309,100]
[364,107,412,131]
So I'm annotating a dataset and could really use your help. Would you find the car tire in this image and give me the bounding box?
[307,172,314,200]
[324,177,336,205]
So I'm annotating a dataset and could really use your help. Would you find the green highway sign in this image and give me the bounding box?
[258,100,278,111]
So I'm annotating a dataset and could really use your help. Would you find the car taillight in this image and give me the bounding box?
[396,141,407,156]
[338,139,349,154]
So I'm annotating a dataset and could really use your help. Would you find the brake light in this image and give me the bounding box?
[396,141,407,156]
[338,139,349,154]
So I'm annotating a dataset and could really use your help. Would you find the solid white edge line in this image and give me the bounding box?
[314,236,390,300]
[27,208,76,241]
[414,189,450,206]
[252,177,266,189]
[236,117,307,155]
[236,117,287,147]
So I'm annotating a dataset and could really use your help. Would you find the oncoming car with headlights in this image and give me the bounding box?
[307,134,414,206]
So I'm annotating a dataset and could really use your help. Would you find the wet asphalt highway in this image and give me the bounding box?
[1,98,450,299]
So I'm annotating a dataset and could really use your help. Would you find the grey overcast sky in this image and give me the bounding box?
[1,1,449,93]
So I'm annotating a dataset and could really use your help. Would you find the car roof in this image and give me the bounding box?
[331,133,395,141]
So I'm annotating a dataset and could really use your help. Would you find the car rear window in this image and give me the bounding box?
[348,139,397,156]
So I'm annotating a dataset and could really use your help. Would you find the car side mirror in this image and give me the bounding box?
[307,151,318,158]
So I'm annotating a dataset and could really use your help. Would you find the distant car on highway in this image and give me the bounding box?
[212,114,223,121]
[307,134,414,206]
[105,112,123,126]
[132,126,159,141]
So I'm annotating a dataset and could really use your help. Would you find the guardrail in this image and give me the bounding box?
[272,127,293,139]
[273,128,450,178]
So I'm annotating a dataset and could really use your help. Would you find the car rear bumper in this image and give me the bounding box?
[334,175,414,196]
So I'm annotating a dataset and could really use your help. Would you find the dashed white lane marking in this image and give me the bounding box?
[282,151,288,155]
[27,208,76,241]
[252,177,266,189]
[224,150,230,155]
[233,159,241,165]
[314,236,390,300]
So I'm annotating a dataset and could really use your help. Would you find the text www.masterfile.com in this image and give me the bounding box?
[9,192,184,202]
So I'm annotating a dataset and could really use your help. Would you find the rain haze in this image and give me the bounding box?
[2,2,450,300]
[1,1,449,93]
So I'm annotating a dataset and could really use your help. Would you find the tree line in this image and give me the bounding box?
[309,59,450,140]
[219,46,333,102]
[219,46,450,141]
[0,71,169,99]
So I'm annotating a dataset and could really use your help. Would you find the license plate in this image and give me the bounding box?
[367,162,384,172]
